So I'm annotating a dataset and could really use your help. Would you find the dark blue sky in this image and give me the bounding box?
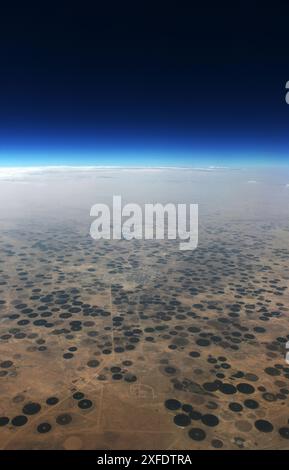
[0,1,289,166]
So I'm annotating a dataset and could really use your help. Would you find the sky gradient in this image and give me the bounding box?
[0,2,289,167]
